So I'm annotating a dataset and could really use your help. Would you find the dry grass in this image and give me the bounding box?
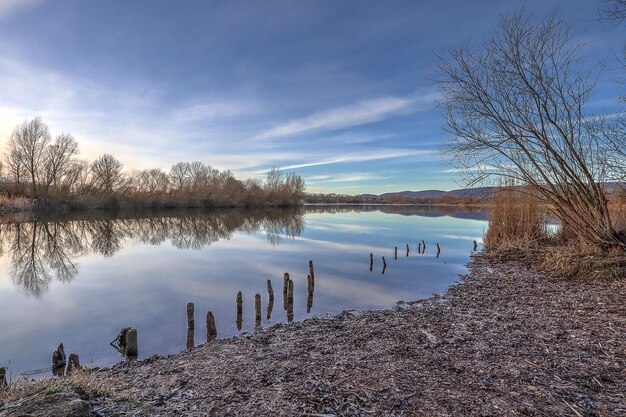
[483,185,626,278]
[484,185,548,258]
[540,243,626,279]
[0,193,32,212]
[0,369,116,404]
[609,192,626,234]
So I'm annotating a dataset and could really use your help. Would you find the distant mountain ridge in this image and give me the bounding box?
[361,186,496,200]
[358,183,625,200]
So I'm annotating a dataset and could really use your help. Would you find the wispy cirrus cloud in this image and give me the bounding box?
[255,91,438,140]
[280,149,433,170]
[307,172,392,183]
[243,148,434,176]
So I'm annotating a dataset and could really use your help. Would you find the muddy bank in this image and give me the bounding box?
[1,254,625,416]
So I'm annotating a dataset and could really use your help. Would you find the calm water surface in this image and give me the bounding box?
[0,205,487,378]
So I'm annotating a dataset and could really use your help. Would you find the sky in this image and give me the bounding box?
[0,0,623,194]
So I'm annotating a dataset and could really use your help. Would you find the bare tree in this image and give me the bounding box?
[135,168,170,193]
[169,162,190,193]
[90,154,126,194]
[63,160,90,195]
[188,161,209,194]
[434,10,625,251]
[5,146,25,185]
[602,0,626,22]
[6,117,51,198]
[42,133,79,195]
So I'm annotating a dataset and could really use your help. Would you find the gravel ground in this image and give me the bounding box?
[2,254,625,416]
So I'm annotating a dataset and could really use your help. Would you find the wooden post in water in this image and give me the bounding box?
[187,302,195,330]
[0,367,7,387]
[473,240,478,251]
[206,311,217,341]
[267,279,274,320]
[52,343,66,376]
[422,240,426,253]
[418,242,421,254]
[283,273,289,298]
[255,294,262,327]
[308,260,315,284]
[406,243,410,257]
[369,253,373,271]
[436,243,441,258]
[186,303,195,349]
[267,280,274,303]
[187,327,194,350]
[286,279,294,322]
[125,328,138,357]
[382,256,387,275]
[236,291,243,331]
[307,274,314,313]
[66,354,80,375]
[394,246,398,260]
[283,273,290,310]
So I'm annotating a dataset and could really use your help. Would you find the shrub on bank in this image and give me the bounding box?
[484,185,626,278]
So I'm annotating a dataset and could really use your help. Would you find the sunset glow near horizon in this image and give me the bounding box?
[0,0,623,194]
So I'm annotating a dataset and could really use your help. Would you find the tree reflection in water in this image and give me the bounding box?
[0,208,305,297]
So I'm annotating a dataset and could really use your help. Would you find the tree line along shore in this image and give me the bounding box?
[0,117,305,212]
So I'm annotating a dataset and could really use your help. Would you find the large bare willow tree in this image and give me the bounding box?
[434,10,625,251]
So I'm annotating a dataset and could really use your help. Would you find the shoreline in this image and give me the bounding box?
[1,254,624,416]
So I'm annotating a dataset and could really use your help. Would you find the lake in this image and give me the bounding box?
[0,205,487,379]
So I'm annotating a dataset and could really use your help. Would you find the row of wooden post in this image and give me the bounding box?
[185,260,315,350]
[43,261,320,375]
[371,240,466,273]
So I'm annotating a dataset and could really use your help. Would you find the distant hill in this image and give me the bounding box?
[306,183,624,204]
[359,183,624,201]
[362,186,496,201]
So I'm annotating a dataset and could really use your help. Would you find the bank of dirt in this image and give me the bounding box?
[1,254,624,416]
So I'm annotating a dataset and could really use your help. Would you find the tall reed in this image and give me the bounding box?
[484,184,548,254]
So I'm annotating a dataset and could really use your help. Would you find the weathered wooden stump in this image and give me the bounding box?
[267,280,274,320]
[236,291,243,331]
[267,279,274,303]
[206,311,217,341]
[286,279,294,323]
[125,328,138,357]
[473,240,478,251]
[52,343,66,376]
[283,273,290,310]
[418,242,422,254]
[66,354,80,375]
[382,256,387,268]
[255,294,262,327]
[369,253,373,271]
[394,246,398,260]
[436,243,441,258]
[283,273,289,297]
[307,275,314,313]
[0,367,7,387]
[422,240,426,253]
[308,260,315,284]
[187,302,195,330]
[187,327,194,350]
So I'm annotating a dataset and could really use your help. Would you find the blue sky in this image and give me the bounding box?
[0,0,623,194]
